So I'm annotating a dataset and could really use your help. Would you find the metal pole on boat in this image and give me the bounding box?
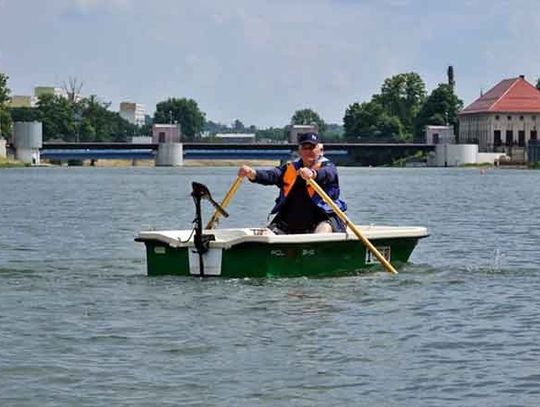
[193,193,205,277]
[191,182,226,276]
[306,178,398,275]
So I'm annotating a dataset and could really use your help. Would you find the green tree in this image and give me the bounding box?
[291,108,327,135]
[79,120,96,142]
[536,77,540,91]
[154,98,205,140]
[324,123,345,142]
[344,101,382,140]
[379,72,426,137]
[343,72,427,142]
[0,72,12,138]
[78,95,135,142]
[343,101,403,141]
[36,93,135,142]
[138,122,152,137]
[0,73,9,106]
[377,114,404,141]
[232,119,245,132]
[414,83,463,141]
[204,120,230,134]
[37,94,75,141]
[9,107,41,122]
[255,127,287,142]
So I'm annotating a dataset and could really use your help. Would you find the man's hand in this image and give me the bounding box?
[238,165,256,180]
[297,167,316,180]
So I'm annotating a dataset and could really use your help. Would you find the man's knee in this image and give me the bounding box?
[314,221,333,234]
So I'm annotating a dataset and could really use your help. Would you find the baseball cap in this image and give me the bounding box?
[297,132,320,145]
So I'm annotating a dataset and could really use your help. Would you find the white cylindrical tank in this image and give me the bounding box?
[155,143,183,166]
[13,121,43,149]
[13,121,43,165]
[15,149,41,165]
[434,144,478,167]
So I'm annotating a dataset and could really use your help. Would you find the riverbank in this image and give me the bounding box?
[0,157,28,168]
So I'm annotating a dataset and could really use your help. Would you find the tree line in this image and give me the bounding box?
[344,72,465,142]
[3,70,528,143]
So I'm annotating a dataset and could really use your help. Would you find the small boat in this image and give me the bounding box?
[136,225,429,278]
[136,181,429,278]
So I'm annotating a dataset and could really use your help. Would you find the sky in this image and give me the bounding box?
[1,0,540,127]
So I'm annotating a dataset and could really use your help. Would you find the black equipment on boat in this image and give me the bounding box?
[190,182,228,276]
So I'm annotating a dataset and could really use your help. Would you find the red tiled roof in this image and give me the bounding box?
[460,76,540,115]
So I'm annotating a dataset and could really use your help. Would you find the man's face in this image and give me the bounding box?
[298,143,321,166]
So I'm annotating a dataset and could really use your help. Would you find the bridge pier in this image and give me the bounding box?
[155,143,183,166]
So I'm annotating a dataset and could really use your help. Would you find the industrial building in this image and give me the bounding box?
[458,75,540,162]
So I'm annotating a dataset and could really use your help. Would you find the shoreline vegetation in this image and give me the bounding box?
[0,157,28,168]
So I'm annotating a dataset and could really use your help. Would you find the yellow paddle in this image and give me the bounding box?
[206,175,244,229]
[306,178,398,274]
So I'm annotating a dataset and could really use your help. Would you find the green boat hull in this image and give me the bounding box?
[141,236,421,278]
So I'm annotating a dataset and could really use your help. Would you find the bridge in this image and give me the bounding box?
[40,142,434,166]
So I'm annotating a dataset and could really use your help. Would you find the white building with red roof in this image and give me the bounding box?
[459,75,540,158]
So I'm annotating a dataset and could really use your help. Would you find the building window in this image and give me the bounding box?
[531,130,538,141]
[495,115,500,120]
[520,116,524,121]
[506,130,514,146]
[518,130,525,146]
[507,116,512,121]
[159,132,166,143]
[532,116,536,121]
[494,130,502,146]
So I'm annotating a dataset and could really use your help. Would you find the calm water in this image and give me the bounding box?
[1,166,539,406]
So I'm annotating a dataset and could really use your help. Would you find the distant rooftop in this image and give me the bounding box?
[460,76,540,115]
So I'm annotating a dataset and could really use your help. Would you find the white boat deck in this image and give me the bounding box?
[137,225,429,249]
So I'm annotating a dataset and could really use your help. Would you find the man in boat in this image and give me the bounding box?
[238,132,347,234]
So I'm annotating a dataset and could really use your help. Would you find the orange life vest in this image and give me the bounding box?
[282,161,322,198]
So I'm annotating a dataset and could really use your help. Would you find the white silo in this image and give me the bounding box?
[13,121,43,165]
[434,143,478,167]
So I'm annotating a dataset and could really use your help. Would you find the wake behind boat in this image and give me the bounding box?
[135,180,429,278]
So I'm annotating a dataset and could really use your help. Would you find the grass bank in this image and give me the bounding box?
[0,157,28,168]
